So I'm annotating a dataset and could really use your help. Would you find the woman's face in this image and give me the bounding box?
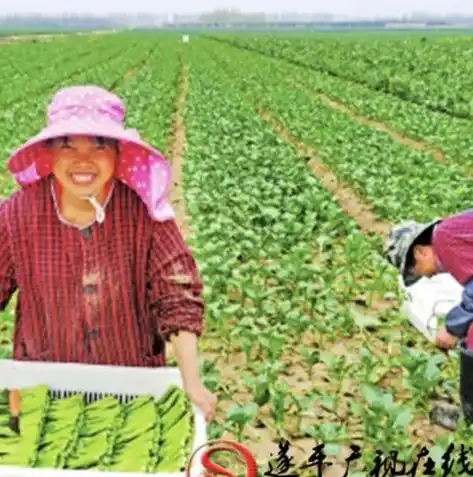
[49,135,118,199]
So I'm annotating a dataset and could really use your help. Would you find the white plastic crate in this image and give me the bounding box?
[398,273,463,341]
[0,360,207,477]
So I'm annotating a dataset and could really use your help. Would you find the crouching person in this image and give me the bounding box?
[384,211,473,430]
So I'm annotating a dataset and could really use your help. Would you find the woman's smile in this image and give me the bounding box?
[69,172,97,186]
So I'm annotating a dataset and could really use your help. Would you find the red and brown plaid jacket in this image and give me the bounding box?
[0,177,204,366]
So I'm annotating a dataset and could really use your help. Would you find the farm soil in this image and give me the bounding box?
[164,61,189,366]
[124,68,138,80]
[167,61,191,237]
[122,51,156,84]
[0,31,112,45]
[0,35,62,44]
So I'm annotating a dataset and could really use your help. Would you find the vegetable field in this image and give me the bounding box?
[0,30,472,475]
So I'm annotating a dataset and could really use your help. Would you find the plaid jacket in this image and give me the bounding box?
[0,177,204,365]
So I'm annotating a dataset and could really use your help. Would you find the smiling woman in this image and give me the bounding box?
[0,85,217,425]
[44,135,118,227]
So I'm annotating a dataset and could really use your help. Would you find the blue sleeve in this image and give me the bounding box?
[445,279,473,337]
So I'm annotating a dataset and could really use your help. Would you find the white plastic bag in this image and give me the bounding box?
[399,273,463,341]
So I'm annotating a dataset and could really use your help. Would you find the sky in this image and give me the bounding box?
[0,0,473,16]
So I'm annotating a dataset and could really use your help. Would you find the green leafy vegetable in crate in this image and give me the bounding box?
[0,384,195,473]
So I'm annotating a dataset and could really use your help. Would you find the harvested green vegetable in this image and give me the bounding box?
[155,410,194,472]
[0,384,195,472]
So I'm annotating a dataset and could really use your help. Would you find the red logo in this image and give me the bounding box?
[186,439,257,477]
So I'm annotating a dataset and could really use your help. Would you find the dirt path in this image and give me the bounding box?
[0,30,114,45]
[161,60,190,368]
[0,34,64,44]
[256,107,391,237]
[166,61,191,236]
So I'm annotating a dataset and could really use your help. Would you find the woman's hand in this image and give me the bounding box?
[184,381,217,423]
[435,326,458,349]
[168,331,217,422]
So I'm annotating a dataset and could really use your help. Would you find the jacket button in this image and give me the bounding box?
[84,284,96,294]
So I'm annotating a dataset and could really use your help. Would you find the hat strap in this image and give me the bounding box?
[86,195,105,223]
[51,177,114,227]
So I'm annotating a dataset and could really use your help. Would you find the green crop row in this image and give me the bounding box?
[206,35,473,171]
[208,33,473,119]
[0,384,194,472]
[198,37,473,224]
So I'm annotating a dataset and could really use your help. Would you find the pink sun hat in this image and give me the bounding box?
[7,85,175,222]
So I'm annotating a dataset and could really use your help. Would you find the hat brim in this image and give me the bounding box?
[402,270,422,287]
[7,118,167,175]
[399,220,441,287]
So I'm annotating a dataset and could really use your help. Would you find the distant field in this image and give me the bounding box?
[0,29,74,36]
[0,30,472,475]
